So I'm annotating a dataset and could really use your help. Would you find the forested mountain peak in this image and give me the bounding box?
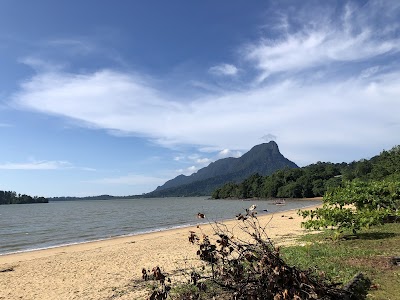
[148,141,297,197]
[212,144,400,199]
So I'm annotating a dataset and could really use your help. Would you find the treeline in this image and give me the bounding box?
[0,190,48,205]
[49,194,143,201]
[51,194,116,201]
[212,145,400,199]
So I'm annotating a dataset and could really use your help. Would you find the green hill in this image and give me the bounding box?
[146,141,298,197]
[212,145,400,199]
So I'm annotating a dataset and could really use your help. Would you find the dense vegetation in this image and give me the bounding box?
[212,145,400,199]
[51,194,121,201]
[300,180,400,235]
[0,190,48,205]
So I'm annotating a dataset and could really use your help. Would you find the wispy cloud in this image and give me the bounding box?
[209,63,239,76]
[18,56,66,72]
[0,160,72,170]
[244,1,400,82]
[261,134,277,143]
[10,1,400,166]
[0,159,95,171]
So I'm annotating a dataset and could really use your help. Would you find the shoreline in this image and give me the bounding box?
[0,201,321,258]
[0,222,201,258]
[0,204,322,300]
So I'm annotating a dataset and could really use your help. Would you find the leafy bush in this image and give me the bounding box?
[300,180,400,234]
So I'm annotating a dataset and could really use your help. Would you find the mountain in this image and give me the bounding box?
[146,141,298,197]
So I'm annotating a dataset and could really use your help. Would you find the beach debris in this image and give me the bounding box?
[190,271,201,285]
[248,204,257,211]
[142,268,148,281]
[142,266,171,300]
[148,290,168,300]
[0,267,14,273]
[189,231,199,244]
[197,212,205,219]
[152,266,167,285]
[236,213,247,221]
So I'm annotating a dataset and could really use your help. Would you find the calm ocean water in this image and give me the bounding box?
[0,197,320,255]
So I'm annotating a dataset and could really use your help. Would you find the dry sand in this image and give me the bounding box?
[0,205,321,300]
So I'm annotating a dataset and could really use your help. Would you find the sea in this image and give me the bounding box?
[0,197,321,256]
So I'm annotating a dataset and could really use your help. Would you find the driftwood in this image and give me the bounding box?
[0,267,14,273]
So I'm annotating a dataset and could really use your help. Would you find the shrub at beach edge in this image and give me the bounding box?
[299,180,400,236]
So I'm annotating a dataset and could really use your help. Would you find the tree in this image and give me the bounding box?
[299,180,400,235]
[212,144,400,200]
[0,190,48,205]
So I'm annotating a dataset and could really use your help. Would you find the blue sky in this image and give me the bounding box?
[1,0,399,197]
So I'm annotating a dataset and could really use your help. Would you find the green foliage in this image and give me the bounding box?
[213,144,400,200]
[281,222,400,300]
[300,180,400,234]
[0,190,48,205]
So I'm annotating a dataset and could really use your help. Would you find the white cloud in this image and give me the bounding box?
[196,158,212,164]
[18,56,66,72]
[187,166,197,172]
[172,154,212,175]
[209,63,239,76]
[0,160,72,170]
[173,155,184,161]
[0,159,96,171]
[244,2,400,82]
[218,149,242,158]
[10,2,400,166]
[187,154,211,164]
[218,149,230,157]
[360,66,380,79]
[11,66,400,165]
[175,166,198,176]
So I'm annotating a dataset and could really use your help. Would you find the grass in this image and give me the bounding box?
[280,223,400,300]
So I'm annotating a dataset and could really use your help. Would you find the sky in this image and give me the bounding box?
[0,0,399,197]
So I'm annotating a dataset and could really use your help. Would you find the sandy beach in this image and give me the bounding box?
[0,205,321,300]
